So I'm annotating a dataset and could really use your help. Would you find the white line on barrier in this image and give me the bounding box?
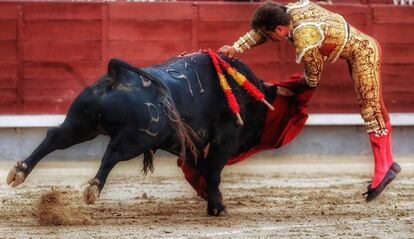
[0,113,413,128]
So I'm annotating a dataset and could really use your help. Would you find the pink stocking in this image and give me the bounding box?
[369,132,390,189]
[385,122,394,168]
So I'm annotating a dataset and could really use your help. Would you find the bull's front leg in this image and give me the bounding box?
[204,143,232,216]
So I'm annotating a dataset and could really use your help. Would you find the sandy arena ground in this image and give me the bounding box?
[0,156,413,238]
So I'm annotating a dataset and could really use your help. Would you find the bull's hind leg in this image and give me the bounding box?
[83,134,149,205]
[6,122,98,187]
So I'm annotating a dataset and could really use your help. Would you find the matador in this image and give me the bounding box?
[219,0,400,202]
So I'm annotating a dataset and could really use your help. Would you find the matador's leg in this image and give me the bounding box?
[346,35,400,202]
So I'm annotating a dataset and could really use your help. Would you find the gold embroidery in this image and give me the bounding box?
[233,29,267,53]
[302,47,324,87]
[231,1,387,135]
[340,27,387,135]
[286,0,309,14]
[292,24,324,63]
[288,2,386,134]
[288,2,348,62]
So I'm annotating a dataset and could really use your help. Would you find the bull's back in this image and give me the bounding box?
[85,53,267,152]
[146,52,269,154]
[143,53,227,128]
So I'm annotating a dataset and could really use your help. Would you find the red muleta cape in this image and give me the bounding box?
[178,74,315,198]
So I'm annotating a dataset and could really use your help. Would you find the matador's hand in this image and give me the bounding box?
[305,77,319,87]
[218,45,238,58]
[300,76,318,88]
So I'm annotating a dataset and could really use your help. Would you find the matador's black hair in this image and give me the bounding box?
[250,1,289,31]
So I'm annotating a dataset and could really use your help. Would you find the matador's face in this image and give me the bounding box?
[262,25,290,42]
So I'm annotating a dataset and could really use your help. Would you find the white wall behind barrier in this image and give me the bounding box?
[0,126,413,161]
[0,129,109,161]
[265,126,414,157]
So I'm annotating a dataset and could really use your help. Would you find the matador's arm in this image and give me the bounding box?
[292,25,325,87]
[232,29,268,53]
[302,47,324,87]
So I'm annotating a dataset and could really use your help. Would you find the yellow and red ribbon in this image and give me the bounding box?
[205,49,274,126]
[207,50,243,125]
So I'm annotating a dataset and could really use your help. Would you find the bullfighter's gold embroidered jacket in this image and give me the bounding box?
[233,0,388,135]
[233,0,349,87]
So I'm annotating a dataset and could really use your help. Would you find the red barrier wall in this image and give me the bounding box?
[0,2,413,114]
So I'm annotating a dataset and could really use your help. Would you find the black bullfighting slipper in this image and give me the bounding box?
[390,162,401,174]
[366,162,401,189]
[363,170,397,203]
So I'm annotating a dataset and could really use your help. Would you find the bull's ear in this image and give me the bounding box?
[107,58,130,80]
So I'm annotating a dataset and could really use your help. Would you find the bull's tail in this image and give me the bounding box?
[142,150,155,175]
[161,94,199,161]
[108,59,199,161]
[149,73,199,161]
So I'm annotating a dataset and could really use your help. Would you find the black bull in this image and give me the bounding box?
[6,52,279,216]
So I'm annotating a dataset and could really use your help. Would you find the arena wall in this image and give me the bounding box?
[0,1,413,160]
[0,113,413,161]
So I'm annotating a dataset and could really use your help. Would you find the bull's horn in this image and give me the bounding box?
[262,99,275,111]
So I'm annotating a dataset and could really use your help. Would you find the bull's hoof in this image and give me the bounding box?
[363,170,397,203]
[208,205,227,217]
[207,191,227,216]
[6,161,28,187]
[207,196,227,217]
[83,179,100,205]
